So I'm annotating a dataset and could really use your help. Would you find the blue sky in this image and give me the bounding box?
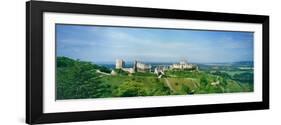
[56,24,253,63]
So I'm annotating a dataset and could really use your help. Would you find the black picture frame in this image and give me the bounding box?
[26,1,269,124]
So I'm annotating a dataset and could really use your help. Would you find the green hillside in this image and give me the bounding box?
[56,57,253,100]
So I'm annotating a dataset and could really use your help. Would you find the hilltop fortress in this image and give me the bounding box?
[170,60,198,70]
[115,59,151,73]
[114,59,198,75]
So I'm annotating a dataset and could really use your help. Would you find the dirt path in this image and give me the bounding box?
[164,78,176,92]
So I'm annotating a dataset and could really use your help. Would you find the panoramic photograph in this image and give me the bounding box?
[55,24,254,100]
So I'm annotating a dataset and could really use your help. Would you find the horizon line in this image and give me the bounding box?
[57,56,253,64]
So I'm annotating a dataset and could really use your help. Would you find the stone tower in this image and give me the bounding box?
[116,59,124,69]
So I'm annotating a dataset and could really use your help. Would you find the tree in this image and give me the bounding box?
[200,76,208,86]
[116,81,146,97]
[56,57,112,99]
[180,84,191,94]
[98,65,111,73]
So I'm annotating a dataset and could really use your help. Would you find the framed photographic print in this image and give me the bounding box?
[26,1,269,124]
